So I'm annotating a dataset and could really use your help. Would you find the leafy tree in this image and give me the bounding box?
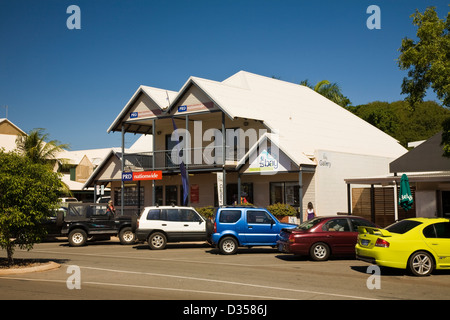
[349,100,450,147]
[397,6,450,156]
[300,79,352,108]
[398,6,450,108]
[0,150,62,265]
[15,128,69,166]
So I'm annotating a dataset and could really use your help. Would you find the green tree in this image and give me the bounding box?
[398,6,450,108]
[398,6,450,155]
[349,100,450,147]
[0,150,62,265]
[15,128,69,165]
[300,79,352,108]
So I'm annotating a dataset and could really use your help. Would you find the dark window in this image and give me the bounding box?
[219,210,241,223]
[180,209,201,222]
[247,210,274,224]
[424,222,450,239]
[166,209,180,221]
[147,209,161,220]
[386,220,422,234]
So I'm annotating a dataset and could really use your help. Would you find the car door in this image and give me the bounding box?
[159,209,186,241]
[423,222,450,267]
[179,208,206,241]
[245,209,278,245]
[88,205,116,231]
[321,218,354,254]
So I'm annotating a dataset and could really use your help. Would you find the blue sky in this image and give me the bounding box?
[0,0,449,150]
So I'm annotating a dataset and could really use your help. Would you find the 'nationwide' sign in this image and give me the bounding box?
[122,171,162,181]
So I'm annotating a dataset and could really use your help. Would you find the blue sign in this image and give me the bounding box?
[121,172,133,181]
[130,112,138,119]
[178,105,187,112]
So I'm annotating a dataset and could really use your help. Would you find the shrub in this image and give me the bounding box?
[196,206,215,219]
[266,203,297,217]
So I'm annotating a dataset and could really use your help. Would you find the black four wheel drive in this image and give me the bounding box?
[57,203,136,247]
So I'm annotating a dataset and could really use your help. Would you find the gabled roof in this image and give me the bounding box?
[108,86,177,134]
[108,71,407,167]
[0,118,26,136]
[390,131,450,173]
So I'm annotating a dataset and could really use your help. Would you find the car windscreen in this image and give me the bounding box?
[385,220,422,234]
[297,218,323,230]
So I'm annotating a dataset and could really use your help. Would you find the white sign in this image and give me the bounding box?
[246,147,289,174]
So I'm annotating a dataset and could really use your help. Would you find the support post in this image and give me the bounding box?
[347,183,352,215]
[370,184,375,223]
[222,112,226,205]
[152,119,156,206]
[298,169,303,224]
[121,124,125,216]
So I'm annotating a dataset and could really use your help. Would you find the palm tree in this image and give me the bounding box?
[15,128,70,165]
[300,79,352,108]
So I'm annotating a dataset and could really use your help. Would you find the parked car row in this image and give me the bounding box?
[48,204,450,276]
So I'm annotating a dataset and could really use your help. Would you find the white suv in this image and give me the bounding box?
[133,206,213,250]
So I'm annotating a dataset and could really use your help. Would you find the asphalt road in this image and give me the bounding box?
[1,238,450,303]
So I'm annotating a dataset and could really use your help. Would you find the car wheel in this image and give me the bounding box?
[219,237,238,255]
[408,251,434,276]
[68,229,87,247]
[310,242,330,261]
[119,227,136,245]
[148,232,167,250]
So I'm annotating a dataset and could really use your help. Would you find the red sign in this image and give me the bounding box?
[132,171,162,181]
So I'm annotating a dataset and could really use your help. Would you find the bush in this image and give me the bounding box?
[196,206,215,219]
[266,203,297,217]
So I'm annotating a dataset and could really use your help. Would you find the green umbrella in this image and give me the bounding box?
[399,174,413,211]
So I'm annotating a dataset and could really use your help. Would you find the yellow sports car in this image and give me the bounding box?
[356,218,450,276]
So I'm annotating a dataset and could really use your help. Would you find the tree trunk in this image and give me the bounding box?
[6,243,14,266]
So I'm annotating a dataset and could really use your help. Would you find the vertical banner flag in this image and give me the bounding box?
[172,117,189,206]
[216,172,224,206]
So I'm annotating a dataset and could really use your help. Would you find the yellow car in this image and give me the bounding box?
[356,218,450,276]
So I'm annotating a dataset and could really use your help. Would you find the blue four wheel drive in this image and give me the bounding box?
[211,206,297,254]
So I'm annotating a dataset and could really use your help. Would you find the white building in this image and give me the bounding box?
[85,71,407,220]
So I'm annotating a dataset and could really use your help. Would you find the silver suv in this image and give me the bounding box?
[134,206,213,250]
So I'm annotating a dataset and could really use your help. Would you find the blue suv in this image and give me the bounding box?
[211,206,297,254]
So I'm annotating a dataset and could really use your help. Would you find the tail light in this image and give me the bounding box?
[214,222,217,233]
[375,238,390,248]
[289,233,296,243]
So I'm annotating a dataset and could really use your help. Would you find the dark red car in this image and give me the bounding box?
[277,216,377,261]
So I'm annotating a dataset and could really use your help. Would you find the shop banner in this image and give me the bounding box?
[122,171,162,181]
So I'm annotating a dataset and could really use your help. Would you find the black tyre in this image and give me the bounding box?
[310,242,330,261]
[119,227,136,245]
[408,251,434,276]
[219,237,238,255]
[148,232,167,250]
[68,229,87,247]
[131,215,138,233]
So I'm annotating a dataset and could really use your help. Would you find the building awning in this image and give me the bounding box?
[345,171,450,185]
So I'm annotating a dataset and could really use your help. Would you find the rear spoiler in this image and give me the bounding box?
[358,226,392,237]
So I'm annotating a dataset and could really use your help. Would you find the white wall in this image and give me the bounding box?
[314,150,395,215]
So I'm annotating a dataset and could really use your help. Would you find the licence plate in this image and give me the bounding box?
[361,239,370,246]
[278,243,284,252]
